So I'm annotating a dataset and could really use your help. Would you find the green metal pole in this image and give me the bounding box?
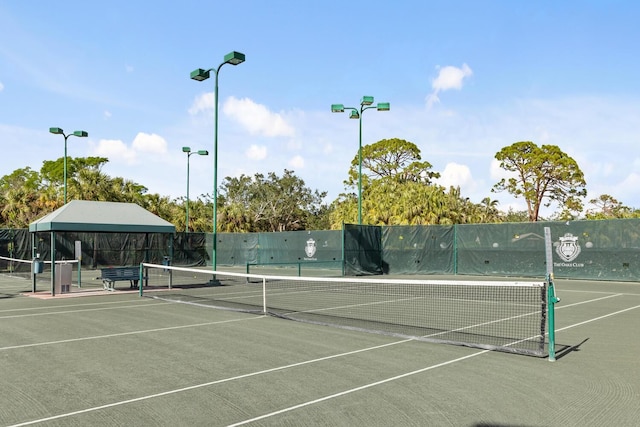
[186,152,191,232]
[212,64,222,273]
[341,222,345,277]
[453,224,458,275]
[358,111,363,225]
[31,232,36,293]
[50,231,56,297]
[139,263,144,297]
[547,276,560,362]
[191,52,244,273]
[63,134,68,205]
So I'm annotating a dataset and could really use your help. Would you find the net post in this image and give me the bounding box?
[544,227,560,362]
[547,275,560,361]
[262,277,267,314]
[77,262,82,288]
[138,263,144,297]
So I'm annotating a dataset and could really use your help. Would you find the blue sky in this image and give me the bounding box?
[1,1,639,215]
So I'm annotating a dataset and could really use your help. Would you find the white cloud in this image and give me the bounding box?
[435,162,475,191]
[489,158,510,181]
[287,139,302,150]
[91,139,137,165]
[131,132,168,154]
[188,92,215,115]
[0,81,4,92]
[89,133,167,166]
[323,143,333,155]
[246,144,267,160]
[104,110,112,120]
[606,171,640,205]
[427,63,473,107]
[288,155,305,169]
[223,96,295,137]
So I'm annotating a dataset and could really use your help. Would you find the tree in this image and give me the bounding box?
[585,194,640,219]
[331,138,509,227]
[0,168,47,227]
[218,169,329,232]
[502,208,530,223]
[492,141,587,222]
[346,138,440,188]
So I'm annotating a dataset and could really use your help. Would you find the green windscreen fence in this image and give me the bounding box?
[455,219,640,281]
[24,231,172,268]
[216,233,258,266]
[456,222,547,277]
[382,225,454,275]
[214,230,344,275]
[254,229,343,268]
[343,224,383,275]
[0,229,30,260]
[3,218,640,281]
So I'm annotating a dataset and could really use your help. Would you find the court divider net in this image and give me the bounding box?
[139,262,548,357]
[0,256,78,279]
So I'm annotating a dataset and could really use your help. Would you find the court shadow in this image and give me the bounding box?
[0,293,17,299]
[554,338,589,360]
[472,423,537,427]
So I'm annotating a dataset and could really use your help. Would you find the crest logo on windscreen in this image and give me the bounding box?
[305,238,317,258]
[555,233,581,262]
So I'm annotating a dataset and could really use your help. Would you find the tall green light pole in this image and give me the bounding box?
[49,127,88,204]
[331,97,389,224]
[190,51,245,271]
[182,146,209,232]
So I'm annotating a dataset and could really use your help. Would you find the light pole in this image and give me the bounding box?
[49,127,89,204]
[331,96,389,224]
[190,51,245,271]
[182,146,209,232]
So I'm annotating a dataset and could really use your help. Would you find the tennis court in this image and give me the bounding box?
[0,269,638,426]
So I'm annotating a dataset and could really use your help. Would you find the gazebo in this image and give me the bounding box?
[29,200,176,295]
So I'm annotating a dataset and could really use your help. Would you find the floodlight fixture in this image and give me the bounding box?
[361,96,374,106]
[190,68,210,81]
[223,51,245,65]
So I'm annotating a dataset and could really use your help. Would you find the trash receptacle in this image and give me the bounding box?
[54,263,72,294]
[32,257,44,275]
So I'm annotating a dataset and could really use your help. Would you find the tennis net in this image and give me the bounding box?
[140,263,548,356]
[0,255,34,279]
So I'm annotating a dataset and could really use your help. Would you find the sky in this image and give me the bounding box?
[1,1,639,216]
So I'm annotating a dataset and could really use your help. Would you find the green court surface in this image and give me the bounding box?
[0,273,638,426]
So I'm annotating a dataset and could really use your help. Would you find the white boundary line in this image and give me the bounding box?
[7,339,417,427]
[6,293,640,426]
[0,316,263,352]
[227,303,640,426]
[227,351,489,427]
[0,301,165,320]
[0,298,156,314]
[555,304,640,332]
